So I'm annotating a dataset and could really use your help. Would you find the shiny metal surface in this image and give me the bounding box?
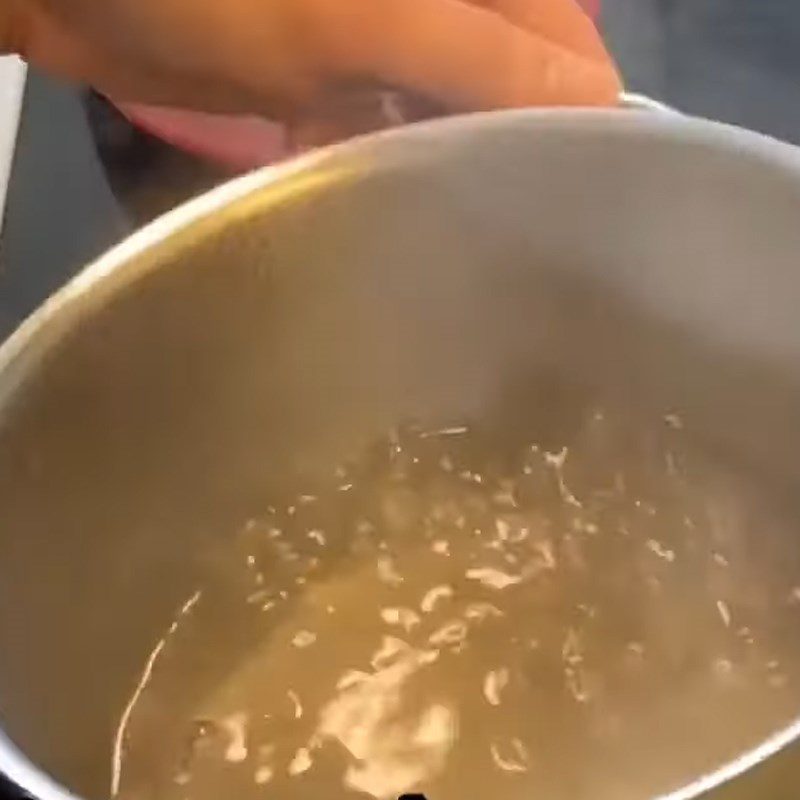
[2,109,800,800]
[619,91,677,112]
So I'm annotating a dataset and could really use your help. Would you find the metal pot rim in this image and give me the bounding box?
[2,103,800,800]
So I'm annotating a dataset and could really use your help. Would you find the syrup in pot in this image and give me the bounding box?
[113,410,800,800]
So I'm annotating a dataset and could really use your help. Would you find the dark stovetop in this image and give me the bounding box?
[0,776,19,799]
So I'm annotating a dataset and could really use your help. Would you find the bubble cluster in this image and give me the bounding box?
[115,411,800,800]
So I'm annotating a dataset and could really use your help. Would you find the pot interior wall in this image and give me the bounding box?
[1,113,800,798]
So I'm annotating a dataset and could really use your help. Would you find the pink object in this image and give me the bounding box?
[120,0,602,171]
[117,103,289,171]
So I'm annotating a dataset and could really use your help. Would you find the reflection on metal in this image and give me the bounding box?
[656,715,800,800]
[619,91,678,113]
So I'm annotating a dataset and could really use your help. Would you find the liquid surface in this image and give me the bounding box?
[114,411,800,800]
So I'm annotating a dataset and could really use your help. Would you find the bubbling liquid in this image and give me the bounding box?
[114,411,800,800]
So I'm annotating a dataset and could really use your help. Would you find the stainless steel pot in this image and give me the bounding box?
[3,107,800,800]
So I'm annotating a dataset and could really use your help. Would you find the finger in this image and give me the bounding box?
[288,87,417,150]
[13,7,95,79]
[312,0,620,108]
[0,1,26,55]
[7,4,269,112]
[468,0,610,62]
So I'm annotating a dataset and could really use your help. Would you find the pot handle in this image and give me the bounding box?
[619,92,678,113]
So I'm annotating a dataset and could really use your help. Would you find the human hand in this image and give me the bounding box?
[1,0,620,121]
